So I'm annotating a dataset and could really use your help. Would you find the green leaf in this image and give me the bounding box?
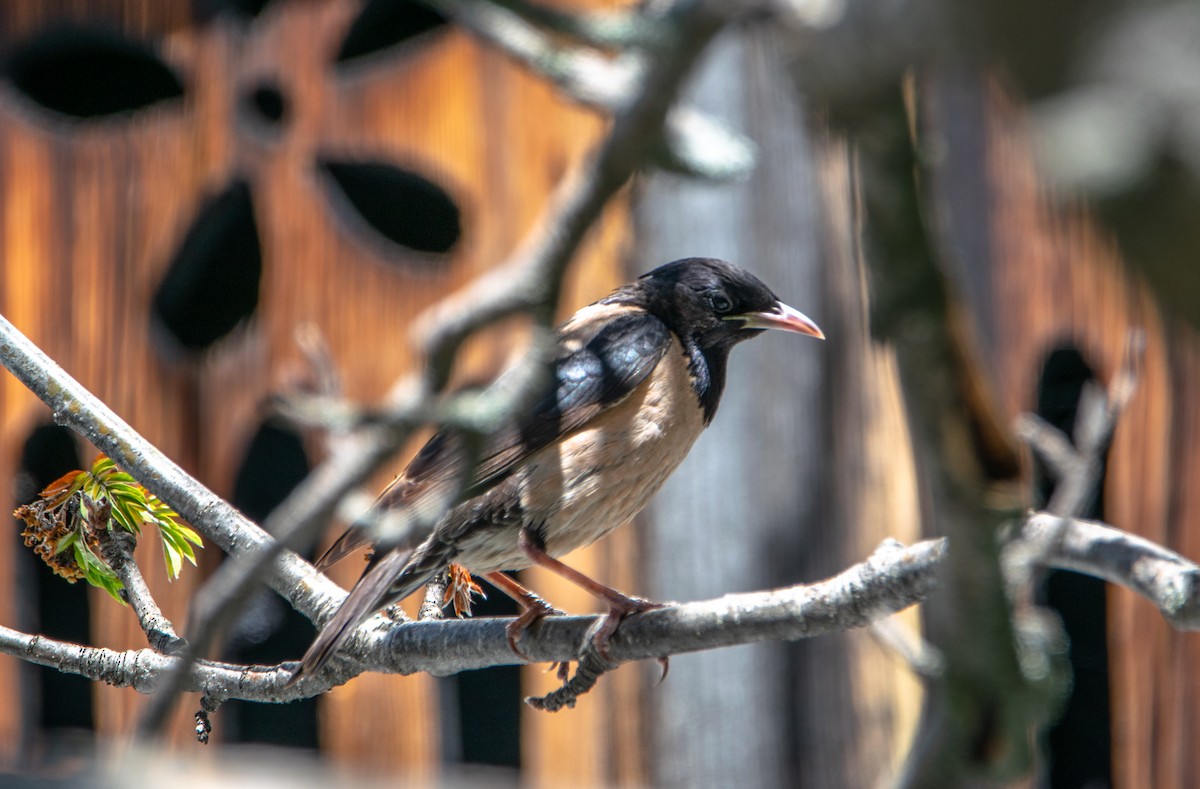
[108,500,140,534]
[176,524,203,546]
[62,454,204,587]
[106,483,144,498]
[54,531,78,555]
[162,540,182,580]
[71,541,125,603]
[96,573,126,603]
[160,527,197,567]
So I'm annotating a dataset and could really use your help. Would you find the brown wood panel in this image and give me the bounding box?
[804,133,924,786]
[1,0,194,39]
[0,93,205,745]
[0,0,632,780]
[982,87,1199,789]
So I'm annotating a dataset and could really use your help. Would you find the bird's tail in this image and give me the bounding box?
[288,535,457,687]
[313,519,373,571]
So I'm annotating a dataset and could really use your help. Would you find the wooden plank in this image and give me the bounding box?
[0,0,633,780]
[979,84,1195,789]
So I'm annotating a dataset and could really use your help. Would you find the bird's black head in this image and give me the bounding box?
[607,257,823,422]
[625,257,823,353]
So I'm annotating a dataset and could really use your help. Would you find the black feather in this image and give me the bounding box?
[290,535,457,687]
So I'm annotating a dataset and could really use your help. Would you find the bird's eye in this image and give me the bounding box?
[709,293,733,314]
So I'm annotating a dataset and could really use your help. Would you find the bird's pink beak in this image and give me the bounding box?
[729,301,824,339]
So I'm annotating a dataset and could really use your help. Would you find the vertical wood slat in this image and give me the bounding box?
[803,133,925,787]
[0,123,58,765]
[977,86,1198,789]
[821,136,927,784]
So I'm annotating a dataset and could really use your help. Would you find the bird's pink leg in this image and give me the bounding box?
[484,571,563,663]
[516,530,666,671]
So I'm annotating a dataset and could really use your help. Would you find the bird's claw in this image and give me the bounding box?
[545,660,571,683]
[588,595,665,663]
[505,596,565,661]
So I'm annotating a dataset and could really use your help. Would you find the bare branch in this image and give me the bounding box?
[1013,413,1079,482]
[0,315,344,614]
[868,617,945,679]
[1022,514,1200,630]
[485,0,665,49]
[435,0,639,107]
[0,622,299,701]
[4,505,1198,715]
[98,528,185,655]
[1,537,947,703]
[431,0,756,181]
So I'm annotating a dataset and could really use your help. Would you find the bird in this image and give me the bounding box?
[290,257,823,686]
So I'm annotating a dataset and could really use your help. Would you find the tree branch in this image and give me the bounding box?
[0,314,345,616]
[430,0,756,181]
[6,513,1198,717]
[1,537,946,705]
[1019,514,1200,630]
[99,528,186,655]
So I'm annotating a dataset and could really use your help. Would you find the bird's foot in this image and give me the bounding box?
[587,593,666,663]
[655,655,670,684]
[504,593,565,661]
[524,596,670,711]
[544,659,571,683]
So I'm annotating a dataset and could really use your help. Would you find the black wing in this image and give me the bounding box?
[315,307,672,568]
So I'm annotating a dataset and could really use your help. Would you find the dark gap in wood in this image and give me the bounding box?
[316,156,461,258]
[450,580,522,769]
[239,80,288,130]
[13,424,94,743]
[6,24,184,119]
[335,0,449,66]
[193,0,276,23]
[1033,345,1114,789]
[151,178,262,354]
[222,419,319,750]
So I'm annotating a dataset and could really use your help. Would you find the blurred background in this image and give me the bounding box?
[1,1,1198,787]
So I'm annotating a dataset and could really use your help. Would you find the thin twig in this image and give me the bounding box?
[1007,329,1146,600]
[432,0,755,181]
[868,617,944,679]
[1013,413,1079,481]
[435,0,638,108]
[1020,514,1200,630]
[488,0,665,49]
[99,528,186,655]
